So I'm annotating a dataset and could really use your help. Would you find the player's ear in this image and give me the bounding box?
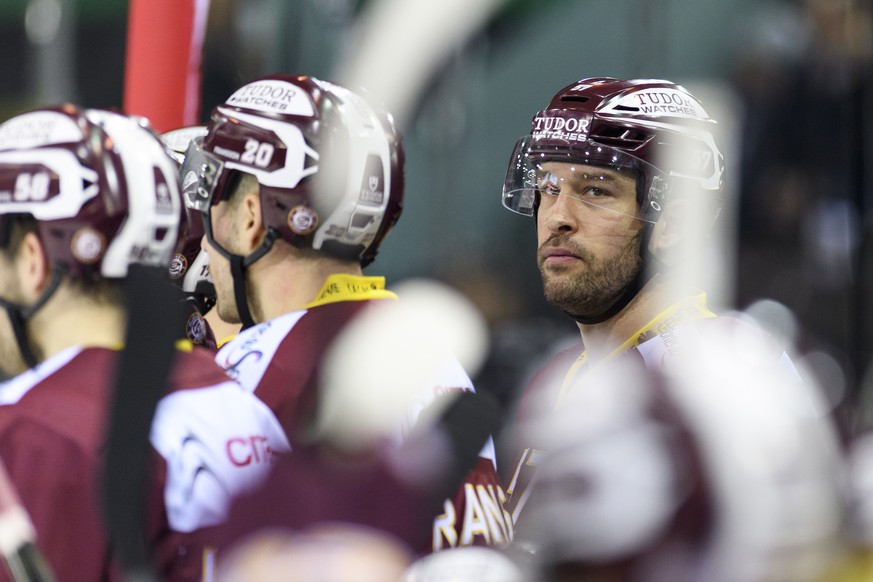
[649,197,706,268]
[649,201,683,263]
[649,196,714,269]
[239,190,265,253]
[16,231,51,300]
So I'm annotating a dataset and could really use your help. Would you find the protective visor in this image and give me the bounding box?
[180,137,226,214]
[502,135,662,223]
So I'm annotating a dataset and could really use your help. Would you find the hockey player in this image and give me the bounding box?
[500,78,845,581]
[162,125,240,350]
[181,74,511,552]
[0,106,289,581]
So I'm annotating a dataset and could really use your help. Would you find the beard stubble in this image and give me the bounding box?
[538,232,642,319]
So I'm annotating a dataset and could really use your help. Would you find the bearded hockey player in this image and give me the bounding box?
[501,77,845,581]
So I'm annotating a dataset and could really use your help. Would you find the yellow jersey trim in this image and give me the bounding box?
[215,334,236,349]
[304,273,398,309]
[556,292,716,409]
[175,339,194,353]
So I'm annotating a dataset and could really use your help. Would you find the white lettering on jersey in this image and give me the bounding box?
[477,484,513,545]
[460,483,491,546]
[433,500,458,552]
[432,484,514,552]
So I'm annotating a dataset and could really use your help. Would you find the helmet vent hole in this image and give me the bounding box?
[559,96,590,103]
[591,126,651,148]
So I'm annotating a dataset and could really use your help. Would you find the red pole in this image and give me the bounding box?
[123,0,210,133]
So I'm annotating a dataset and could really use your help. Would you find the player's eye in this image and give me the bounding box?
[584,186,607,198]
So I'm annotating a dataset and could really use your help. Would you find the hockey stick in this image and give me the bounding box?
[104,0,210,577]
[102,265,187,581]
[335,0,507,126]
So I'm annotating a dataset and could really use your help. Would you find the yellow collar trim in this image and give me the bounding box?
[556,292,715,408]
[305,274,398,309]
[215,334,236,349]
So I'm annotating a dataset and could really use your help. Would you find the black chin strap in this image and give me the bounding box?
[213,227,280,331]
[5,307,37,369]
[0,266,67,369]
[230,254,257,330]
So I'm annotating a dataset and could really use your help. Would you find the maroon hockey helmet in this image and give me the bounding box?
[181,74,405,268]
[0,105,181,279]
[0,105,183,368]
[502,78,725,324]
[503,77,724,229]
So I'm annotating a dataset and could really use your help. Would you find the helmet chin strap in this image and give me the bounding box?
[0,265,67,370]
[229,254,257,330]
[208,226,279,331]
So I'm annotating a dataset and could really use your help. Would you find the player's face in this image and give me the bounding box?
[201,200,244,324]
[0,250,29,377]
[535,162,644,319]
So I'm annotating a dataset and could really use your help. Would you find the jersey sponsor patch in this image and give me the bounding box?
[150,382,289,532]
[216,311,306,391]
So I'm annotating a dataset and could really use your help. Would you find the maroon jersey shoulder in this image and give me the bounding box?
[256,301,372,436]
[2,348,115,451]
[0,349,121,581]
[169,345,238,391]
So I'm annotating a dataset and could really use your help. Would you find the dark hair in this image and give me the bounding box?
[0,214,38,258]
[225,171,259,206]
[0,213,121,303]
